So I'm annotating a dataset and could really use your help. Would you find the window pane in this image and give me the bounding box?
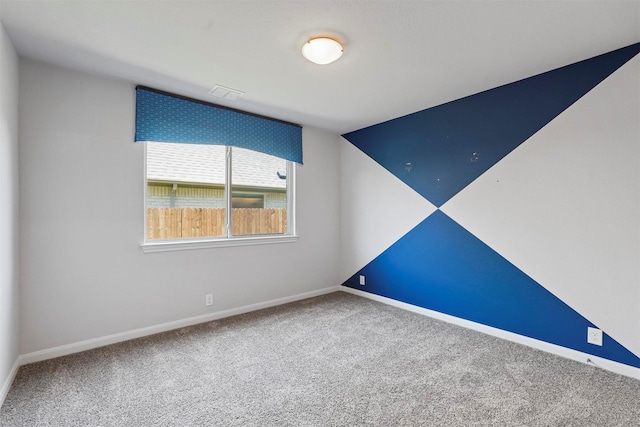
[146,142,227,240]
[231,147,287,236]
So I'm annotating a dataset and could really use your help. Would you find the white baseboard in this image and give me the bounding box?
[20,286,340,366]
[0,358,20,408]
[340,286,640,381]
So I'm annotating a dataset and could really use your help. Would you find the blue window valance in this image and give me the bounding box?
[135,86,303,164]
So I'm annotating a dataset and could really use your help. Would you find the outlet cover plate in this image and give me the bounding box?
[359,275,365,286]
[587,327,603,346]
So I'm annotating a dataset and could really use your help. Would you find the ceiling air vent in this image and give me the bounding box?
[209,84,245,101]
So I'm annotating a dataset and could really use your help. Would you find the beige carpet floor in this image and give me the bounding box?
[1,291,639,426]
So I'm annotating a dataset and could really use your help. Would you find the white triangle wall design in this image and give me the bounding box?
[441,55,640,357]
[339,138,437,283]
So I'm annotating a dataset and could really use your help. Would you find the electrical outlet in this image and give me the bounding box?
[205,293,213,307]
[587,327,603,346]
[359,275,365,286]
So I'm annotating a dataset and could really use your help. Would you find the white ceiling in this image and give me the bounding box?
[1,0,638,134]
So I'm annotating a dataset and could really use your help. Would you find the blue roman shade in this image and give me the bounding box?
[135,86,303,164]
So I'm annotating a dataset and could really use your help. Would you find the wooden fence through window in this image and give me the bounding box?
[146,207,287,240]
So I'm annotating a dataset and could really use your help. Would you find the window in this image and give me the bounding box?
[144,142,295,251]
[135,86,301,252]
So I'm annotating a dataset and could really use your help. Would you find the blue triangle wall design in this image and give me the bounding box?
[343,211,640,368]
[343,43,640,207]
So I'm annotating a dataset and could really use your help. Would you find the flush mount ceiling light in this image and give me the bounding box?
[301,37,343,65]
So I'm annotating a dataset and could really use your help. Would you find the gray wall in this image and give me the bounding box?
[18,58,341,354]
[0,14,20,400]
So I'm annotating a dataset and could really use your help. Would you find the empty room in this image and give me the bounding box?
[1,1,639,425]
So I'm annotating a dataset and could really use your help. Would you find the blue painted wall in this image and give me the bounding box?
[342,43,640,368]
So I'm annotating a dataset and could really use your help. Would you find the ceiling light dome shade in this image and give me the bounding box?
[302,37,343,65]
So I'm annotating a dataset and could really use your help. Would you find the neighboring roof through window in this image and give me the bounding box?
[146,142,286,189]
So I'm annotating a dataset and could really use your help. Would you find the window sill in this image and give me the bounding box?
[141,235,298,253]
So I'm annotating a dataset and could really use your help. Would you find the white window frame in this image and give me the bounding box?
[141,144,297,253]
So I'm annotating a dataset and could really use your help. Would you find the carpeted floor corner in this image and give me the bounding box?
[1,291,639,426]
